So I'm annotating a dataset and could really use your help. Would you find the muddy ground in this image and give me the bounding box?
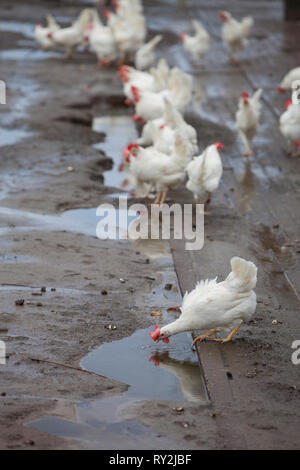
[0,0,300,450]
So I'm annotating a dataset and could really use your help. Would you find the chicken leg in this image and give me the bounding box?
[153,192,162,205]
[159,192,167,207]
[195,196,210,215]
[191,329,220,346]
[205,324,242,343]
[239,130,253,157]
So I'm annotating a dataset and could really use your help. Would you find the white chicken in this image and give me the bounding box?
[126,134,191,205]
[235,89,262,156]
[120,65,166,105]
[180,20,210,66]
[150,257,257,345]
[136,98,198,156]
[106,8,146,62]
[277,67,300,93]
[35,15,60,50]
[135,35,163,70]
[132,70,192,121]
[219,11,253,62]
[279,98,300,157]
[50,8,94,58]
[86,10,117,65]
[186,142,223,206]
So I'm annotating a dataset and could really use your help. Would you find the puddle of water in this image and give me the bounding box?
[0,49,62,61]
[0,21,34,38]
[0,206,138,240]
[0,127,35,147]
[28,251,207,448]
[0,254,37,264]
[92,116,138,191]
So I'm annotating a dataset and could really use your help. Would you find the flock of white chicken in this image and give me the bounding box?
[34,1,300,344]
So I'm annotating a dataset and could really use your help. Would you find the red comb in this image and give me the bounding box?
[215,142,224,149]
[127,142,139,150]
[160,123,167,129]
[150,325,160,342]
[240,92,250,98]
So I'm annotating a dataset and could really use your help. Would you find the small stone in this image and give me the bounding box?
[164,283,173,291]
[101,289,108,295]
[36,302,43,307]
[182,423,189,428]
[24,440,35,446]
[119,278,125,283]
[272,319,278,325]
[15,299,24,306]
[150,310,162,317]
[67,166,73,172]
[173,406,184,413]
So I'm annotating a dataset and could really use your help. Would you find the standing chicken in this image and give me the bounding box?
[235,89,262,156]
[180,20,210,66]
[126,134,191,205]
[279,98,300,157]
[150,257,257,345]
[219,11,253,63]
[34,15,60,50]
[87,10,117,65]
[50,8,94,58]
[186,142,223,206]
[135,35,163,70]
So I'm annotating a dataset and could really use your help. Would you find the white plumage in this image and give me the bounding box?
[186,143,223,204]
[277,67,300,93]
[180,20,210,65]
[219,11,253,62]
[279,98,300,157]
[154,257,257,344]
[135,35,162,70]
[235,88,262,156]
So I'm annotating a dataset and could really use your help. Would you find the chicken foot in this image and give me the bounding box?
[195,196,210,215]
[191,329,220,346]
[239,130,253,157]
[205,324,242,343]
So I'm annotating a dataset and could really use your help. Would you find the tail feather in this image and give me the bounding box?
[226,257,257,292]
[241,16,253,36]
[251,88,262,106]
[192,20,209,39]
[144,35,163,52]
[46,14,59,30]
